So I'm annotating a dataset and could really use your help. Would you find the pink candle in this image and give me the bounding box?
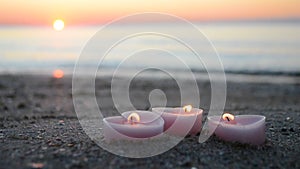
[103,111,164,142]
[152,105,203,136]
[208,113,266,145]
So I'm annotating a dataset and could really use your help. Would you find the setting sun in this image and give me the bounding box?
[53,19,64,31]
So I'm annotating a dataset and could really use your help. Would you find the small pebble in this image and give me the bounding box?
[36,135,43,139]
[17,103,26,109]
[178,158,192,167]
[281,127,287,132]
[58,120,65,125]
[48,142,59,147]
[3,106,8,110]
[67,143,74,147]
[218,151,224,155]
[39,129,46,133]
[30,162,44,169]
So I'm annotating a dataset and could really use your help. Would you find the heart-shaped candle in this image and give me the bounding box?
[103,111,164,142]
[208,113,266,145]
[152,105,203,136]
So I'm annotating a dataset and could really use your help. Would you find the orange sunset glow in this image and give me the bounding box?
[0,0,300,25]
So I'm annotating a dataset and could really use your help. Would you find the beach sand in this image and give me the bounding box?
[0,74,299,168]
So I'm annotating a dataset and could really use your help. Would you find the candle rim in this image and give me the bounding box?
[103,114,164,126]
[208,115,265,128]
[122,110,164,124]
[152,107,203,115]
[103,116,163,126]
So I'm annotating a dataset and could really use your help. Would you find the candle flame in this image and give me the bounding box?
[183,105,192,112]
[222,113,235,121]
[127,112,140,124]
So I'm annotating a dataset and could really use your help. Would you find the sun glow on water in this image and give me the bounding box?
[53,69,64,79]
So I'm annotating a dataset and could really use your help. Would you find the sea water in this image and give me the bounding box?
[0,21,299,76]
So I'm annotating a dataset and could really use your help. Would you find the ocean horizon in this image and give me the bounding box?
[1,20,300,75]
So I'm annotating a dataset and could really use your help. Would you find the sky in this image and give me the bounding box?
[0,0,300,26]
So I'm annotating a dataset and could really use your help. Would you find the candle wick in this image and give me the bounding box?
[226,117,230,122]
[128,116,133,125]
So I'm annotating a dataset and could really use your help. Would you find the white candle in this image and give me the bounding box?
[152,105,203,136]
[208,113,266,145]
[103,111,164,142]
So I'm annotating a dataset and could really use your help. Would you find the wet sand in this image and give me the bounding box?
[0,74,299,169]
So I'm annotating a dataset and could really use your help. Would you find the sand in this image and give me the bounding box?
[0,74,299,169]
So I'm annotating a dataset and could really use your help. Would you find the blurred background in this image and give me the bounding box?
[0,0,299,75]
